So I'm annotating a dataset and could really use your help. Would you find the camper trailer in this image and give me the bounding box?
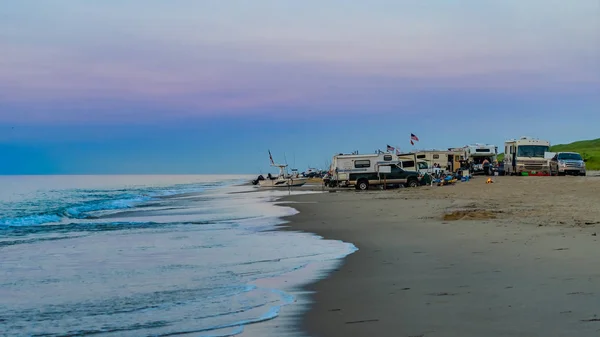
[327,153,399,187]
[463,144,498,175]
[503,137,551,176]
[327,152,422,188]
[414,150,465,173]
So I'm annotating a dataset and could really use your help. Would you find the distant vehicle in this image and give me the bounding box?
[503,137,551,176]
[413,149,464,173]
[302,168,323,178]
[492,162,505,176]
[549,152,586,176]
[327,152,401,187]
[350,164,420,190]
[463,144,498,175]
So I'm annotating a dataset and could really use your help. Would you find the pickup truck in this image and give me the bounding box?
[549,152,586,176]
[350,165,420,190]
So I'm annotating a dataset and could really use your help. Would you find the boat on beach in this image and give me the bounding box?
[252,151,307,188]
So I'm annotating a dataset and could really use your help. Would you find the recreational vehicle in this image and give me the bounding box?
[327,153,398,187]
[503,137,551,176]
[414,149,465,173]
[327,152,422,188]
[463,144,498,175]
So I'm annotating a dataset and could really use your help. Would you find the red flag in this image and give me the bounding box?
[410,140,414,146]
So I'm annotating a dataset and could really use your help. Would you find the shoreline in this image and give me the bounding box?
[236,186,357,337]
[279,176,600,337]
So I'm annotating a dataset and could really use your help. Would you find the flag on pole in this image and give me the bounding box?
[395,148,401,155]
[410,133,419,146]
[386,145,395,152]
[268,150,274,165]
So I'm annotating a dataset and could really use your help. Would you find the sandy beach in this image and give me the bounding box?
[281,175,600,337]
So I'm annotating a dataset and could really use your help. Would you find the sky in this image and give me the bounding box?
[1,0,599,174]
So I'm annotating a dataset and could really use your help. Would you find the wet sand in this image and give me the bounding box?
[281,175,600,337]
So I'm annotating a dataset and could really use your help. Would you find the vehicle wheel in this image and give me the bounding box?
[405,178,419,188]
[581,172,586,176]
[356,179,369,191]
[558,172,565,176]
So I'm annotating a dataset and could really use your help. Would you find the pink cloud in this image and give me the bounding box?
[0,32,597,124]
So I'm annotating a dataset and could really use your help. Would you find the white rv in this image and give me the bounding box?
[414,149,465,173]
[503,137,551,176]
[327,152,423,187]
[463,144,498,175]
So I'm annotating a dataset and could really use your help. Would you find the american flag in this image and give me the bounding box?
[395,148,401,155]
[410,133,419,145]
[386,145,395,152]
[268,150,274,165]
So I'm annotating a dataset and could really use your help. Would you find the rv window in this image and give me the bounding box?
[475,149,490,152]
[433,154,440,159]
[418,162,428,169]
[383,155,393,161]
[401,160,415,168]
[417,155,426,159]
[354,160,370,168]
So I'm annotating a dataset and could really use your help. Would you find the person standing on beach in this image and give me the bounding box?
[483,157,490,175]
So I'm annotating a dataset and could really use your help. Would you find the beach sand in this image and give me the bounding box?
[281,175,600,337]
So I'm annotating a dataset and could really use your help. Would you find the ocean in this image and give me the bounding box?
[0,175,357,337]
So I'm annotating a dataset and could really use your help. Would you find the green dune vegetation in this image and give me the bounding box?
[497,139,600,170]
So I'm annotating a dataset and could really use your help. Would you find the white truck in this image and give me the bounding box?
[503,137,551,176]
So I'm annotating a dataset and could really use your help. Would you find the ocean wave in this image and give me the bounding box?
[0,221,164,239]
[0,214,63,227]
[0,180,236,229]
[62,195,151,218]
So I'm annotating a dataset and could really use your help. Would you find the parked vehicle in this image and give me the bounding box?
[414,149,464,173]
[350,164,420,190]
[327,152,400,187]
[503,137,551,176]
[549,152,586,176]
[463,144,498,175]
[492,162,505,176]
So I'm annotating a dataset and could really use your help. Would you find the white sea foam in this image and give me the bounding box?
[0,175,356,336]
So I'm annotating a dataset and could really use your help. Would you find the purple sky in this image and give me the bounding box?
[1,1,599,173]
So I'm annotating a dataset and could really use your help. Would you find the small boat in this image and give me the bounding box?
[252,151,307,188]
